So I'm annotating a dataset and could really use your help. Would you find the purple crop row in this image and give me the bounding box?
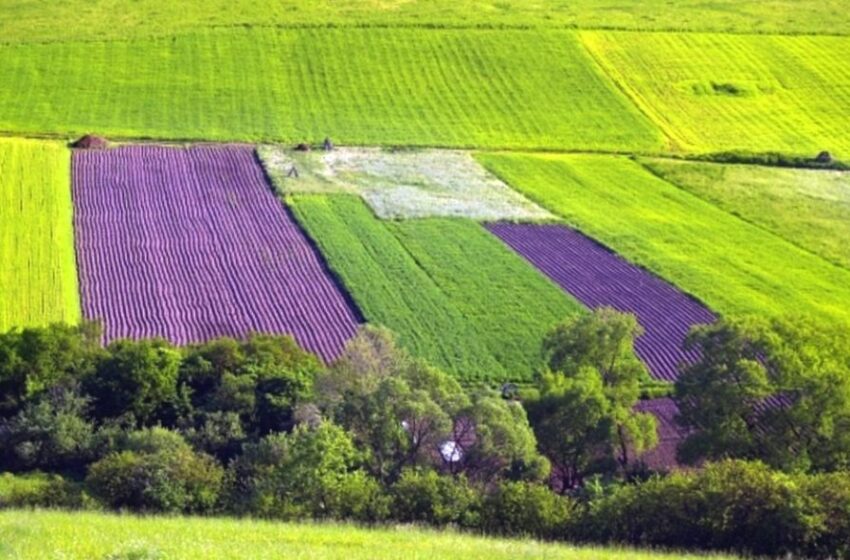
[486,223,716,382]
[72,144,361,362]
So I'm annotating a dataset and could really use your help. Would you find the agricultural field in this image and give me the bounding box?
[0,510,735,560]
[642,158,850,271]
[581,32,850,158]
[478,153,850,324]
[259,146,552,221]
[487,223,715,382]
[72,144,360,360]
[0,28,663,153]
[289,195,581,381]
[0,138,79,332]
[1,0,848,44]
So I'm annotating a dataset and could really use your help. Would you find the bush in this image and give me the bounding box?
[86,447,223,513]
[481,481,573,540]
[582,461,821,557]
[390,469,482,528]
[222,421,384,521]
[0,471,84,509]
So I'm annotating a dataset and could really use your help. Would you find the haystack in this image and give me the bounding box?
[71,135,110,150]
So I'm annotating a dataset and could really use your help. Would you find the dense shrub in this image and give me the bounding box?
[582,461,821,557]
[0,471,84,509]
[390,469,482,528]
[481,480,573,540]
[223,421,386,521]
[86,431,223,513]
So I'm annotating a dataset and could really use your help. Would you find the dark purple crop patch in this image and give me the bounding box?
[72,144,360,361]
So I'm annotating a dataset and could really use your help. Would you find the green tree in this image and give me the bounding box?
[674,315,850,471]
[536,309,657,478]
[85,339,182,425]
[0,322,102,417]
[316,326,465,484]
[224,421,386,520]
[0,383,96,472]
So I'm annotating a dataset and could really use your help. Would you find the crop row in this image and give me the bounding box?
[72,144,360,361]
[0,138,79,332]
[288,194,581,381]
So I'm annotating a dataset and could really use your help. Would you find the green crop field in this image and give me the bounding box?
[0,510,735,560]
[642,159,850,271]
[1,0,848,44]
[0,27,662,152]
[0,138,79,332]
[581,32,850,159]
[289,195,581,381]
[477,153,850,324]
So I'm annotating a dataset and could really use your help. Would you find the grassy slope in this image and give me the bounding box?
[0,27,662,153]
[0,0,847,43]
[0,510,734,560]
[476,153,850,324]
[642,158,850,271]
[288,195,581,381]
[0,138,79,332]
[581,32,850,159]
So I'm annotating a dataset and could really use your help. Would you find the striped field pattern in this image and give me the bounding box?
[486,223,716,382]
[0,138,80,332]
[72,144,360,360]
[0,28,663,152]
[581,32,850,158]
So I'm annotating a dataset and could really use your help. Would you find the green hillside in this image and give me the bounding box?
[0,28,662,152]
[642,158,850,271]
[1,0,848,43]
[0,138,79,332]
[289,195,581,381]
[477,152,850,323]
[0,510,736,560]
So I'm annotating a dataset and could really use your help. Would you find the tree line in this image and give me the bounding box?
[1,309,849,558]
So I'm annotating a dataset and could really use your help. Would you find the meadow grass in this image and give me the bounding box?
[477,153,850,324]
[581,32,850,159]
[258,146,553,221]
[0,28,661,153]
[0,509,736,560]
[288,195,581,381]
[0,138,79,332]
[642,158,850,271]
[0,0,848,44]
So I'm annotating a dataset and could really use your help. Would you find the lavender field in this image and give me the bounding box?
[486,223,716,382]
[72,144,360,361]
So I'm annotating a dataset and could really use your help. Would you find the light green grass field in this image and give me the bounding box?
[289,195,581,381]
[1,0,847,44]
[0,510,735,560]
[581,32,850,159]
[642,159,850,271]
[477,153,850,324]
[0,28,662,153]
[0,138,79,332]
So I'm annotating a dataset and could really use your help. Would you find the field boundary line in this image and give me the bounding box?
[577,31,686,154]
[0,22,848,47]
[635,157,850,276]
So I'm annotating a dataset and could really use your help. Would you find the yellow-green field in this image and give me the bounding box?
[642,159,850,271]
[581,32,850,159]
[0,28,662,152]
[0,138,79,332]
[1,0,848,43]
[477,152,850,324]
[0,510,737,560]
